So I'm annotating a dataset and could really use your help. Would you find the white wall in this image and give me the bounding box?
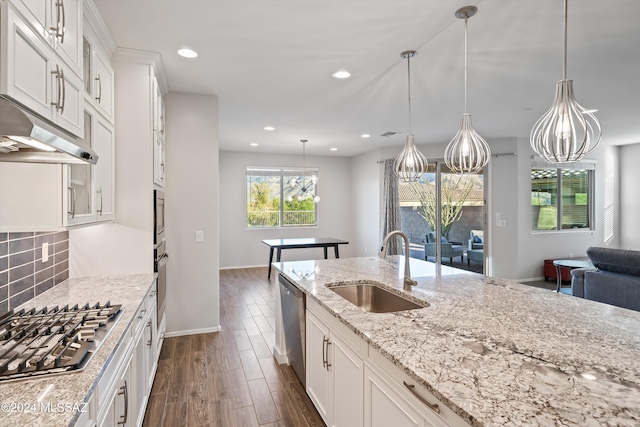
[164,92,220,335]
[512,138,620,281]
[219,151,352,268]
[350,150,382,257]
[70,224,152,277]
[620,143,640,250]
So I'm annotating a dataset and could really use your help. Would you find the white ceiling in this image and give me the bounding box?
[94,0,640,157]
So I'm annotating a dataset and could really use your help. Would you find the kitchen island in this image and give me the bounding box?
[0,273,157,427]
[273,256,640,426]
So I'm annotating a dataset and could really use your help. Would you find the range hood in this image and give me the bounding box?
[0,97,98,164]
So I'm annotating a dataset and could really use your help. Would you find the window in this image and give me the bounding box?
[246,167,318,228]
[531,162,594,231]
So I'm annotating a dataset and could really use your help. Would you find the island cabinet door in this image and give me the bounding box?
[364,364,427,427]
[331,333,363,427]
[306,310,332,424]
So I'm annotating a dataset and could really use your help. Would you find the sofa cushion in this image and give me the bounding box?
[584,270,640,311]
[586,247,640,277]
[473,235,482,243]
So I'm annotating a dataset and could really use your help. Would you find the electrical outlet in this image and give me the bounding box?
[41,242,49,263]
[496,219,506,227]
[195,231,204,242]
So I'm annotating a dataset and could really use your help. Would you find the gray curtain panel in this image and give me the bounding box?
[381,159,401,255]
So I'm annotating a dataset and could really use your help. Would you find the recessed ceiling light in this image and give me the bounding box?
[250,143,259,147]
[264,126,275,131]
[361,134,370,138]
[177,48,198,58]
[330,148,338,151]
[332,70,351,79]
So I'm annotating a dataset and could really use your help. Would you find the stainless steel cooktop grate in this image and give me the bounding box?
[0,302,122,382]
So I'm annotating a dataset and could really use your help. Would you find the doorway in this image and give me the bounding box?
[400,161,486,274]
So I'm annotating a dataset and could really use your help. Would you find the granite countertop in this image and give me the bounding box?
[0,273,156,427]
[274,256,640,427]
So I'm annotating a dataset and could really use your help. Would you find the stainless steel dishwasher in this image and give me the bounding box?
[279,274,306,387]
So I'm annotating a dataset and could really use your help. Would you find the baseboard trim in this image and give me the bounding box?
[272,345,288,365]
[164,325,221,338]
[518,276,547,283]
[220,264,267,270]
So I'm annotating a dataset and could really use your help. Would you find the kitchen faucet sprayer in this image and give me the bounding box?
[379,230,418,290]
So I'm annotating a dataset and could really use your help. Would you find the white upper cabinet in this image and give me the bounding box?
[10,0,83,75]
[94,114,114,221]
[0,0,84,137]
[83,29,114,123]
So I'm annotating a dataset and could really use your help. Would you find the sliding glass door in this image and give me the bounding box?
[400,161,485,274]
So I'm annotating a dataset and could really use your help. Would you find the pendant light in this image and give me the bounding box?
[288,139,320,203]
[530,0,601,163]
[394,50,428,182]
[444,6,490,175]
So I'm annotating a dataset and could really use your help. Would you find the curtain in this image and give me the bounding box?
[381,159,401,255]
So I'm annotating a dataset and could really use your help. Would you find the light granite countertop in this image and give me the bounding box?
[0,273,156,427]
[274,256,640,427]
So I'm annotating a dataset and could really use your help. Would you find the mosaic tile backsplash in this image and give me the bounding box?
[0,231,69,316]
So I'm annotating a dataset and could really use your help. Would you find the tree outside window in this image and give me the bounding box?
[246,168,318,228]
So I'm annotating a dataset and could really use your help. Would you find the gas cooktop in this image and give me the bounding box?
[0,302,122,382]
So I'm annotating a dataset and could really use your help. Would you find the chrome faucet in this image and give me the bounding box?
[379,230,417,290]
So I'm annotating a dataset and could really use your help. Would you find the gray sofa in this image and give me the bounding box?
[571,247,640,311]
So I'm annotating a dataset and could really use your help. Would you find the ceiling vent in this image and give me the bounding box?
[380,131,401,137]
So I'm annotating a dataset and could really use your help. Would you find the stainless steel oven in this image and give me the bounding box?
[154,190,167,325]
[154,189,165,245]
[154,240,167,325]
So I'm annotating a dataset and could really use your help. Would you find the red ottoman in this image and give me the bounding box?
[544,259,572,282]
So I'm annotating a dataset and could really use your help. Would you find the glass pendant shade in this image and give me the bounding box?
[530,80,601,163]
[444,6,490,175]
[445,114,490,174]
[394,134,428,182]
[288,139,320,202]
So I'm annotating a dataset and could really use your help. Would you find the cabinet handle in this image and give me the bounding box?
[97,187,103,215]
[117,380,129,424]
[403,381,440,414]
[321,336,327,368]
[68,184,76,218]
[95,74,102,103]
[138,309,146,320]
[50,0,65,42]
[60,67,66,114]
[322,336,331,370]
[147,320,153,346]
[51,65,62,112]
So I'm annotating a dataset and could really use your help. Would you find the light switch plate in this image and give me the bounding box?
[41,242,49,262]
[195,231,204,242]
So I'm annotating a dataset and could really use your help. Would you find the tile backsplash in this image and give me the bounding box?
[0,231,69,316]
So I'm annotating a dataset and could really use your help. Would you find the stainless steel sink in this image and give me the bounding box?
[328,283,427,313]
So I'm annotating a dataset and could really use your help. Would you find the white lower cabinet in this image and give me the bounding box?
[99,354,133,427]
[303,298,470,427]
[306,299,363,427]
[364,364,424,427]
[94,282,161,427]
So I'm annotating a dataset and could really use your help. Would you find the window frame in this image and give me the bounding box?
[530,159,595,233]
[246,166,319,229]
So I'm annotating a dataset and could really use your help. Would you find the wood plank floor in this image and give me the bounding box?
[143,267,325,427]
